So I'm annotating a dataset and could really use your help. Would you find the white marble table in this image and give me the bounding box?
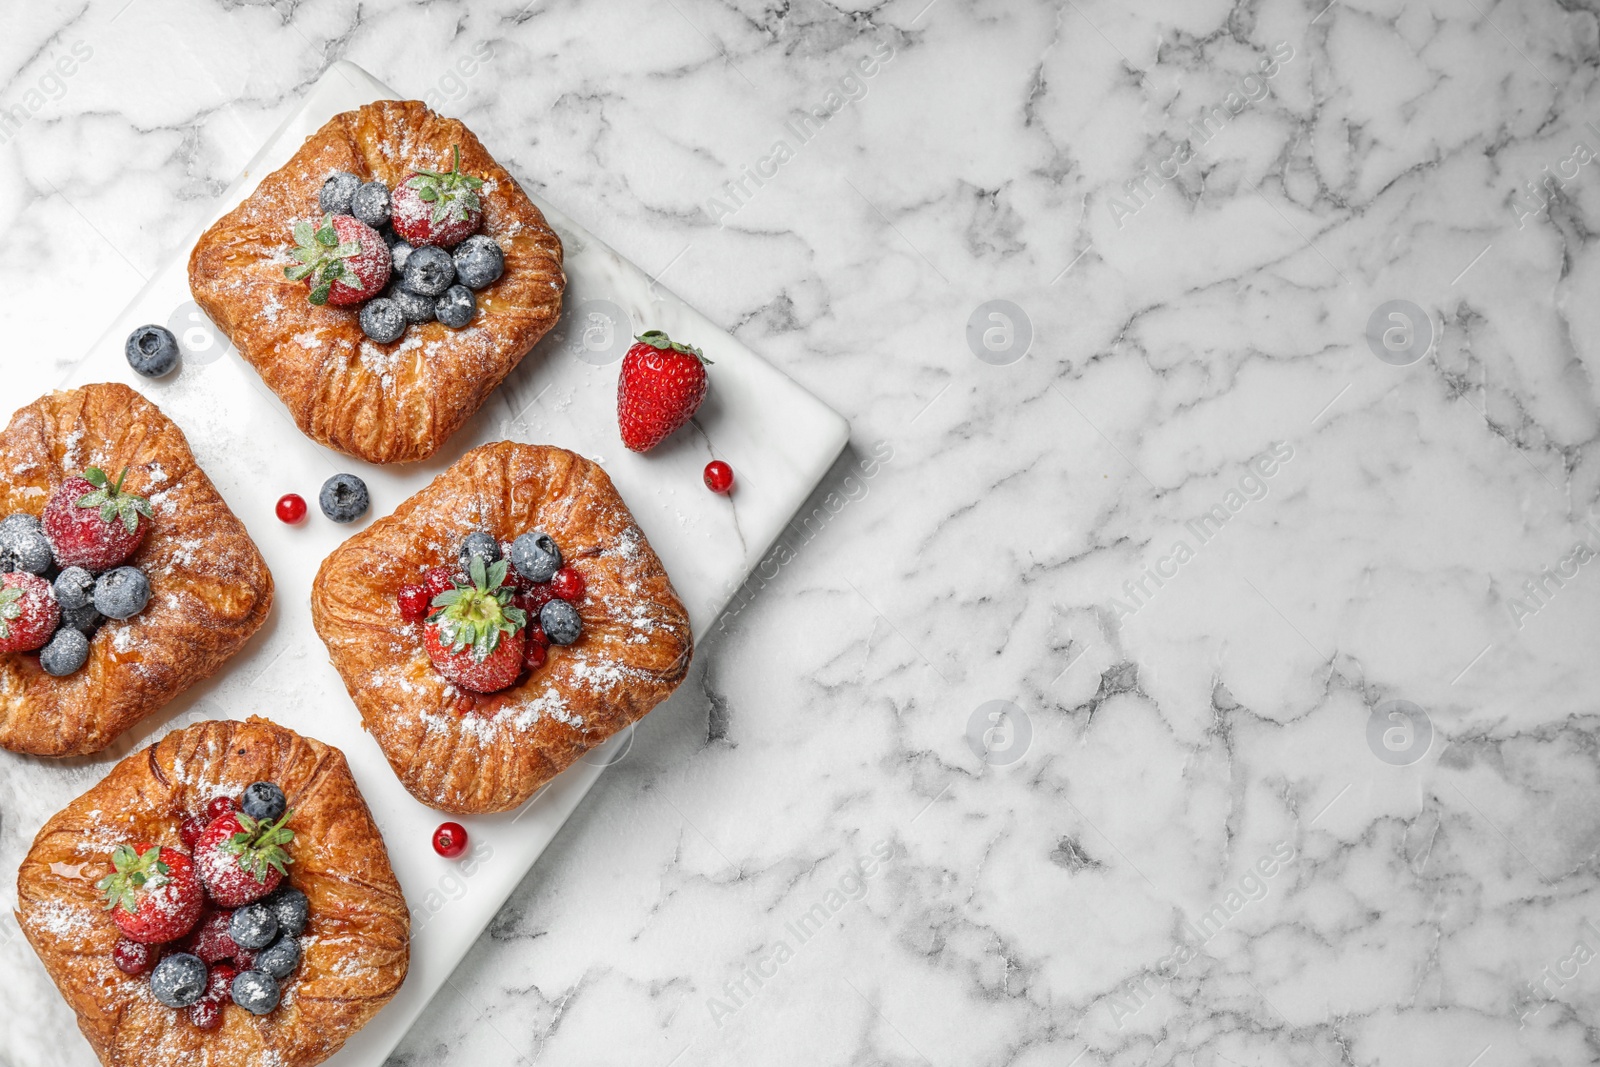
[2,2,1598,1066]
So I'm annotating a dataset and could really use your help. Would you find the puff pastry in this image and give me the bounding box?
[188,100,566,464]
[0,384,273,757]
[15,717,409,1067]
[310,442,693,813]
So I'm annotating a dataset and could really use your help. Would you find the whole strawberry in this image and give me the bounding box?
[423,556,528,693]
[195,809,295,908]
[42,466,153,571]
[0,572,59,652]
[390,145,485,249]
[617,331,712,452]
[97,844,204,945]
[284,213,391,306]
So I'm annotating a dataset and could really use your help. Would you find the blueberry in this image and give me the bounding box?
[240,780,286,822]
[402,245,455,297]
[390,239,414,274]
[320,473,369,523]
[124,325,180,378]
[53,566,94,610]
[268,887,309,937]
[351,180,391,228]
[540,598,582,645]
[386,284,435,325]
[452,235,504,290]
[319,171,360,215]
[151,953,207,1008]
[229,903,279,950]
[359,298,406,344]
[434,284,476,329]
[458,532,500,573]
[255,934,301,980]
[0,514,51,574]
[93,567,150,620]
[510,532,561,584]
[39,628,88,676]
[61,599,103,634]
[231,970,280,1015]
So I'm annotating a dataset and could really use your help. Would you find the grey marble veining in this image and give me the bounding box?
[3,1,1600,1066]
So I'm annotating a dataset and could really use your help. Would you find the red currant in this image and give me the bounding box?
[514,585,556,616]
[551,567,585,602]
[703,460,734,494]
[190,997,223,1030]
[433,822,469,858]
[207,796,238,820]
[397,583,430,623]
[179,815,207,850]
[423,567,458,599]
[112,937,155,975]
[523,641,547,672]
[275,493,307,524]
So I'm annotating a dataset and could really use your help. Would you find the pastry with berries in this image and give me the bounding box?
[188,99,565,464]
[16,717,408,1067]
[311,441,693,813]
[0,384,273,757]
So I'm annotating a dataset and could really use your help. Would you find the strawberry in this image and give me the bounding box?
[42,466,153,571]
[423,556,528,693]
[0,572,58,653]
[617,331,712,452]
[390,145,485,249]
[97,844,204,945]
[194,810,295,908]
[284,213,391,306]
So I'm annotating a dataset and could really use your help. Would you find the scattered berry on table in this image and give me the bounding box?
[43,466,153,571]
[423,566,459,599]
[351,180,391,228]
[402,244,455,296]
[433,822,468,858]
[231,969,280,1015]
[452,235,504,289]
[617,331,711,453]
[228,902,278,950]
[359,297,406,343]
[704,460,734,494]
[458,531,501,574]
[423,556,528,693]
[151,953,208,1008]
[0,572,60,653]
[0,513,53,574]
[319,473,369,523]
[391,145,484,248]
[255,933,301,979]
[267,887,309,937]
[386,283,435,324]
[53,566,94,610]
[195,809,295,907]
[40,627,89,676]
[540,598,582,646]
[207,796,239,820]
[124,324,180,378]
[275,493,307,524]
[523,640,546,672]
[187,909,239,963]
[98,844,204,944]
[398,583,430,623]
[240,781,287,823]
[434,283,476,329]
[509,531,561,584]
[551,567,585,602]
[284,213,391,307]
[112,937,156,975]
[94,566,151,620]
[318,171,360,215]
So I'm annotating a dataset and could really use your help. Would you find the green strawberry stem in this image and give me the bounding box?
[76,466,154,535]
[224,809,296,884]
[97,844,169,914]
[429,555,526,660]
[284,214,364,305]
[636,330,713,364]
[0,585,22,640]
[408,144,485,226]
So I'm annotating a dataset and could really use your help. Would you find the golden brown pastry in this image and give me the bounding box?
[0,384,272,756]
[310,442,693,813]
[188,100,565,464]
[15,717,410,1067]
